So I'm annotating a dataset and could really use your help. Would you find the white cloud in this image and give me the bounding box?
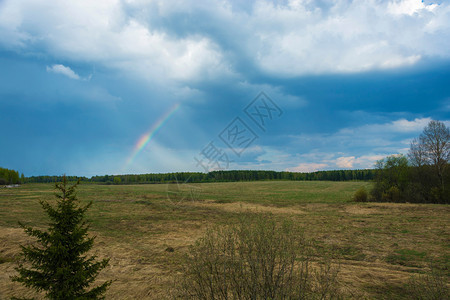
[217,114,441,172]
[335,118,435,142]
[327,118,435,148]
[0,0,233,85]
[274,151,385,172]
[338,117,433,136]
[251,0,450,75]
[388,0,437,16]
[335,154,386,169]
[255,147,290,163]
[0,0,449,81]
[389,118,432,132]
[284,117,450,171]
[357,154,386,167]
[46,64,80,80]
[286,162,328,173]
[336,156,355,168]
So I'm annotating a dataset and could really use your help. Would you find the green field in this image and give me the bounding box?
[0,181,448,299]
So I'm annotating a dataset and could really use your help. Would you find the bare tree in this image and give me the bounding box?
[409,120,450,192]
[408,138,427,168]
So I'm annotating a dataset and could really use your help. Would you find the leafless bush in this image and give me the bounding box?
[175,213,341,299]
[406,262,449,300]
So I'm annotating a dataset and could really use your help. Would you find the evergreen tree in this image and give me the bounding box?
[12,176,111,299]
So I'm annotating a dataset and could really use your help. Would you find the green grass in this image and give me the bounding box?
[0,181,448,299]
[386,249,428,268]
[197,180,373,205]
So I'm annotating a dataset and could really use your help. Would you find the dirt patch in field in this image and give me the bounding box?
[345,205,382,215]
[190,201,305,215]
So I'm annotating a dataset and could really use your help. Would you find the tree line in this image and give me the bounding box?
[24,175,88,184]
[0,167,24,185]
[371,120,449,204]
[24,169,376,184]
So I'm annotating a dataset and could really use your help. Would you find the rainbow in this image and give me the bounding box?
[124,103,181,168]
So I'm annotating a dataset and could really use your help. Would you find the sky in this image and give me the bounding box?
[0,0,449,177]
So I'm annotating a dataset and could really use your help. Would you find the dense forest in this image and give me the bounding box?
[24,169,375,184]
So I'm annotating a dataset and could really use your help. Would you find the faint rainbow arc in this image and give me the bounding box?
[125,103,181,167]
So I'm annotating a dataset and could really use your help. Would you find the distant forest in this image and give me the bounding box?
[23,169,375,184]
[0,167,23,185]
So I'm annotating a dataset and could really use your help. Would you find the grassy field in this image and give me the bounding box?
[0,181,448,299]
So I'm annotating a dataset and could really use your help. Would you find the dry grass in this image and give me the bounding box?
[0,181,448,299]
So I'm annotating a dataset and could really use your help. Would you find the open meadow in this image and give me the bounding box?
[0,181,448,299]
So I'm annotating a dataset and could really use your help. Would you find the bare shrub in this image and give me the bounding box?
[175,213,341,299]
[406,262,449,300]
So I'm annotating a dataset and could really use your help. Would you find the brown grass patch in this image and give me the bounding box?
[190,200,305,215]
[345,205,382,215]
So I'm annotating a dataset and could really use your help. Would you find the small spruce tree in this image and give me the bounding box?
[12,175,111,299]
